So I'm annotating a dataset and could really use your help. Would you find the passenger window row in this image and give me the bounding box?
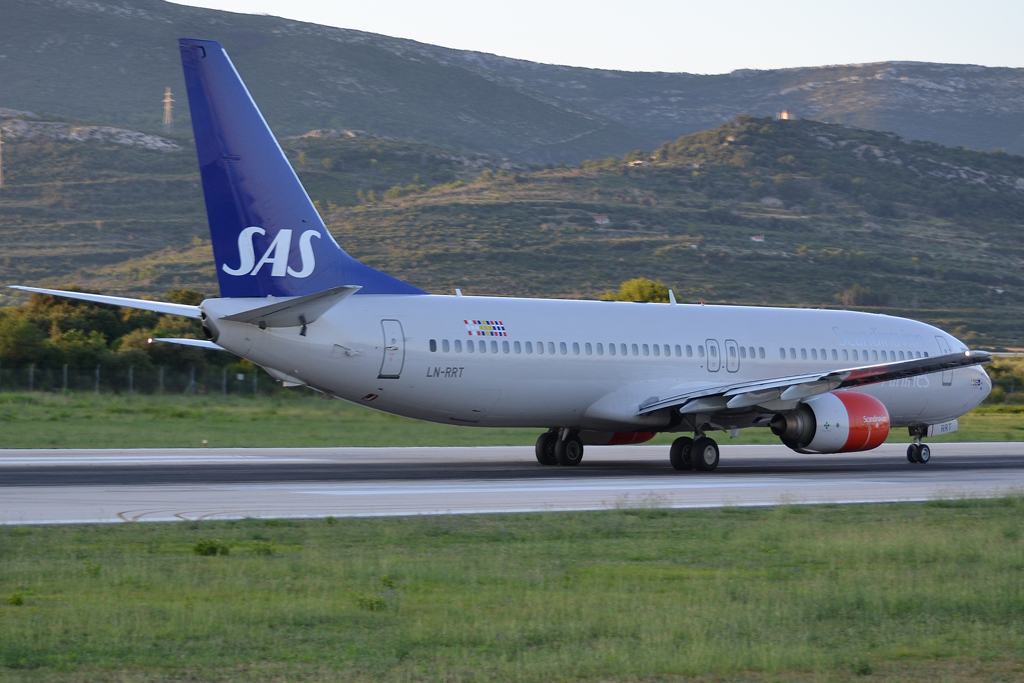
[777,347,927,362]
[428,339,768,359]
[426,338,927,364]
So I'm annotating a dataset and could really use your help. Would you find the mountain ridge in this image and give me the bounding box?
[2,108,1022,346]
[2,0,1024,162]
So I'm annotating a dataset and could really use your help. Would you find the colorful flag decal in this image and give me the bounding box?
[465,320,507,337]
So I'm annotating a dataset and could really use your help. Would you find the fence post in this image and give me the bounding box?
[222,368,227,396]
[252,370,257,398]
[128,365,134,396]
[95,365,100,394]
[158,366,164,395]
[186,366,196,394]
[29,363,34,391]
[63,364,68,391]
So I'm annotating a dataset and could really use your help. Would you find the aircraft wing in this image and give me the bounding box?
[8,286,201,318]
[638,350,991,415]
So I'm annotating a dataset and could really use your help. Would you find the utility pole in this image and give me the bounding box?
[162,87,174,133]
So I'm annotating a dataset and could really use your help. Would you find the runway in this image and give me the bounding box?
[2,442,1024,524]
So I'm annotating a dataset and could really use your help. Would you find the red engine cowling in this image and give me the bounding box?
[769,391,890,454]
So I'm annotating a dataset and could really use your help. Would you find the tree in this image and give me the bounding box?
[164,289,204,306]
[601,278,670,303]
[48,328,108,367]
[0,312,46,363]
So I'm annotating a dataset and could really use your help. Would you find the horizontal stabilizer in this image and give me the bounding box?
[149,337,225,350]
[220,284,360,328]
[8,286,201,318]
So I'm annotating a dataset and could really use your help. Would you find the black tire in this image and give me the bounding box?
[917,444,931,464]
[555,435,584,466]
[907,444,918,463]
[535,432,558,466]
[670,436,694,471]
[691,436,720,472]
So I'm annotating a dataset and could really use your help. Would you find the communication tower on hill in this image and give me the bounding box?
[162,87,174,133]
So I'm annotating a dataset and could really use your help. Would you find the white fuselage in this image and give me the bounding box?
[203,295,992,434]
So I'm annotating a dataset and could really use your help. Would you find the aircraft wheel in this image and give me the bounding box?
[691,436,720,472]
[535,432,558,466]
[907,444,918,463]
[669,436,694,471]
[555,435,584,466]
[917,444,931,464]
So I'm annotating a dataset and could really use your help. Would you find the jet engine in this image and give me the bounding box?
[770,391,890,454]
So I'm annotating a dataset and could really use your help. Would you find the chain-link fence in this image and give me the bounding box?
[0,363,283,396]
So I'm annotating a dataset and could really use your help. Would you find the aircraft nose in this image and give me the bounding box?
[970,365,993,406]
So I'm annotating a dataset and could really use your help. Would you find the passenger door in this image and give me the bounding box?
[706,339,721,372]
[378,320,405,379]
[724,339,740,373]
[935,335,953,386]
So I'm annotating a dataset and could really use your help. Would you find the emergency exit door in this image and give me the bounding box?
[705,339,721,372]
[378,320,405,379]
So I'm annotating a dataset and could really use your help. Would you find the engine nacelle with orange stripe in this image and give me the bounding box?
[769,391,890,454]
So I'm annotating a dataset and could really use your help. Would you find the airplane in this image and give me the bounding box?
[10,39,993,471]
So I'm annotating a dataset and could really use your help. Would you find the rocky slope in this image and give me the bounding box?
[1,0,1023,161]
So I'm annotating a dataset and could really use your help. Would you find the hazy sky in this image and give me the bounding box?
[170,0,1024,74]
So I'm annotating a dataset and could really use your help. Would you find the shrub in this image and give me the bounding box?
[601,278,670,303]
[353,592,387,612]
[193,539,229,556]
[252,540,275,556]
[6,591,24,606]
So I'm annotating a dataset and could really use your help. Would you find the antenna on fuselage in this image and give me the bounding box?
[668,289,677,305]
[455,289,463,297]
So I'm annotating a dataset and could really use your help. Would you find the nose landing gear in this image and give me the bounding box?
[907,441,931,464]
[907,428,931,464]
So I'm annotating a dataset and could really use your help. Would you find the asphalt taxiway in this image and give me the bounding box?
[2,442,1023,524]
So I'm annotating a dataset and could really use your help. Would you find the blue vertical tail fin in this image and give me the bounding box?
[178,38,424,298]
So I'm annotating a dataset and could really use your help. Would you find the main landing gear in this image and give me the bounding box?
[906,428,931,464]
[535,430,584,467]
[670,434,719,472]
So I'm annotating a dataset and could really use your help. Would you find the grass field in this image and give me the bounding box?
[0,390,1022,449]
[2,499,1024,681]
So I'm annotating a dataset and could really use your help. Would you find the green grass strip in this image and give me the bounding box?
[1,500,1024,681]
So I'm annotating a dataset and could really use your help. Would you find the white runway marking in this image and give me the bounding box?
[2,443,1023,524]
[222,477,870,496]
